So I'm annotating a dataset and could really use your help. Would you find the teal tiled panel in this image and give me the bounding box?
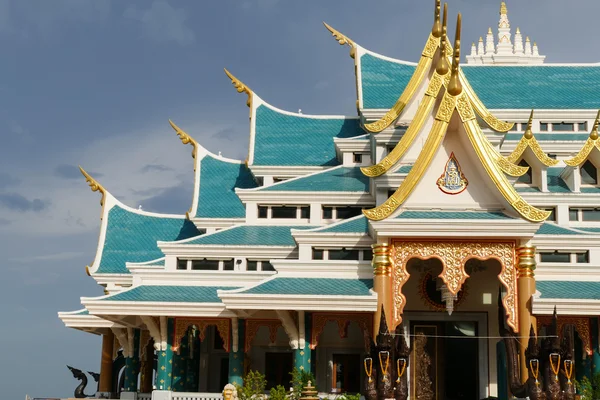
[183,225,314,246]
[261,167,369,192]
[537,281,600,300]
[75,309,89,315]
[398,165,413,173]
[361,54,416,109]
[253,105,364,166]
[547,168,571,193]
[516,186,541,193]
[396,211,512,219]
[504,134,589,141]
[197,155,257,218]
[581,187,600,193]
[97,206,201,274]
[241,278,373,296]
[573,227,600,233]
[103,285,239,303]
[360,52,600,110]
[536,223,582,235]
[315,216,369,234]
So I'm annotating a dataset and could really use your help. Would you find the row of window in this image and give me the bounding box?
[312,247,373,261]
[519,207,600,222]
[509,121,588,132]
[176,259,275,271]
[257,205,364,220]
[517,160,597,185]
[539,251,589,263]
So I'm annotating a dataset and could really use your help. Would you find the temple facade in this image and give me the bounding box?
[59,2,600,400]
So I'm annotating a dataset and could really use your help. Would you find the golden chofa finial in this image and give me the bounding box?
[169,119,198,160]
[79,166,106,207]
[432,0,442,38]
[590,110,600,140]
[224,68,253,109]
[524,110,534,139]
[436,3,449,75]
[323,22,356,58]
[447,13,462,96]
[500,1,507,15]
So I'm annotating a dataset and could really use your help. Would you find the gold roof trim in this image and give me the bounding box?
[506,110,559,167]
[169,120,198,166]
[565,110,600,167]
[362,0,444,133]
[323,22,356,58]
[79,166,106,208]
[224,68,253,111]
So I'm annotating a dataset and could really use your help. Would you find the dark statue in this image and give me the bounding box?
[499,294,575,400]
[363,307,412,400]
[67,365,97,398]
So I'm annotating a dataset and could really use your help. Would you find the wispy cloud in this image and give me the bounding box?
[140,164,173,173]
[0,173,20,190]
[124,0,195,46]
[0,193,49,212]
[0,217,10,226]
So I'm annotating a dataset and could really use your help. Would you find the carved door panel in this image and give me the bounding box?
[411,323,441,400]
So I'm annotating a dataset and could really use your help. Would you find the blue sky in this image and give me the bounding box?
[1,0,599,398]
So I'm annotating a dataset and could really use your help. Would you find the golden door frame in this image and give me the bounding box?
[390,239,518,332]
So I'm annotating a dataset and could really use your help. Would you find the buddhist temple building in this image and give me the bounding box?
[58,2,600,399]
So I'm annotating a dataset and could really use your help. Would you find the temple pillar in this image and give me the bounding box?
[124,329,140,392]
[516,245,536,383]
[140,338,154,393]
[98,330,114,396]
[592,317,600,375]
[294,311,311,372]
[229,318,245,385]
[156,318,174,392]
[172,337,188,392]
[372,243,392,336]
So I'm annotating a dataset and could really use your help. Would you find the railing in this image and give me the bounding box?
[138,393,152,400]
[171,393,223,400]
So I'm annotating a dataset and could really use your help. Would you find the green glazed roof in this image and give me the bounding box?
[97,205,201,274]
[573,227,600,233]
[535,223,585,235]
[196,155,257,218]
[360,52,600,110]
[309,215,369,234]
[181,225,314,246]
[253,104,364,166]
[259,167,369,192]
[103,285,239,302]
[537,281,600,300]
[396,210,513,219]
[239,278,373,296]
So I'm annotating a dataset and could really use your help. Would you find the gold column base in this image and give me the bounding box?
[372,243,392,337]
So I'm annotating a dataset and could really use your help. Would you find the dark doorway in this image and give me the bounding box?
[332,354,361,394]
[411,321,479,400]
[265,352,293,389]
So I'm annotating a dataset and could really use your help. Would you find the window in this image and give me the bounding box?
[581,160,598,185]
[517,159,532,184]
[191,259,219,270]
[353,153,363,163]
[388,189,396,198]
[328,248,360,260]
[272,206,296,218]
[552,122,575,132]
[539,251,571,263]
[255,176,264,186]
[177,259,188,270]
[262,261,275,271]
[548,154,557,159]
[542,208,557,222]
[247,260,258,271]
[223,259,235,271]
[569,208,579,221]
[509,124,518,132]
[582,208,600,221]
[577,251,590,263]
[246,260,275,271]
[579,122,588,131]
[336,207,363,219]
[312,248,372,261]
[300,206,310,219]
[363,248,373,261]
[258,206,268,219]
[312,248,324,260]
[323,206,334,219]
[386,145,395,155]
[332,354,361,393]
[540,123,549,132]
[273,177,288,183]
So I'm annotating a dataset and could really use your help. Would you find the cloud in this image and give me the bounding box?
[0,173,20,190]
[124,0,195,46]
[211,126,243,141]
[0,193,50,212]
[9,251,84,264]
[0,218,10,226]
[140,164,173,173]
[54,164,103,180]
[138,182,193,215]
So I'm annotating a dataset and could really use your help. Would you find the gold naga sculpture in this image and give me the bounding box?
[361,11,551,223]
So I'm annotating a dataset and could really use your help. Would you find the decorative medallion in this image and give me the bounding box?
[437,152,468,194]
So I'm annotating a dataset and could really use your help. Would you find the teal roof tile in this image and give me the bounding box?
[535,223,584,235]
[396,210,513,219]
[398,165,413,173]
[103,285,238,302]
[311,215,369,234]
[537,281,600,300]
[260,167,369,192]
[547,168,571,193]
[253,105,364,166]
[196,155,257,218]
[572,227,600,233]
[240,278,373,296]
[182,225,314,246]
[97,205,201,274]
[75,309,89,315]
[360,52,600,110]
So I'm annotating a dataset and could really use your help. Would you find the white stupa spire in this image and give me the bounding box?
[469,42,476,58]
[513,27,524,55]
[477,37,485,55]
[496,1,513,55]
[532,41,540,56]
[485,27,495,54]
[524,36,532,56]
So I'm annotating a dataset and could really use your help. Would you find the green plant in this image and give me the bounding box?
[235,370,267,400]
[576,372,600,400]
[269,385,289,400]
[337,394,361,400]
[290,367,316,400]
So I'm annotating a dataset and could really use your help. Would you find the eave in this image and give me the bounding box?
[219,292,378,312]
[235,189,374,204]
[249,165,330,177]
[58,310,125,335]
[533,299,600,315]
[157,243,297,258]
[82,299,236,318]
[272,259,373,279]
[291,231,373,247]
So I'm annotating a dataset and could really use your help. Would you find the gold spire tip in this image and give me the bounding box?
[169,120,198,154]
[224,68,253,108]
[436,3,449,75]
[488,27,493,34]
[79,166,106,206]
[323,22,355,58]
[524,110,534,139]
[590,110,600,140]
[500,1,507,15]
[479,36,483,42]
[447,13,462,96]
[432,0,442,38]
